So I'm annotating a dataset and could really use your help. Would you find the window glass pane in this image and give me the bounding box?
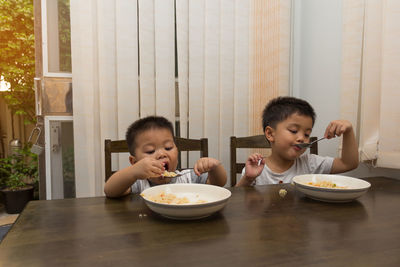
[47,0,71,73]
[61,121,75,198]
[50,120,75,199]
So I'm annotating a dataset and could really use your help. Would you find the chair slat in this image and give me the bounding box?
[109,140,129,152]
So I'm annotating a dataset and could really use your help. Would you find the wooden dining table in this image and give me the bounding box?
[1,176,399,266]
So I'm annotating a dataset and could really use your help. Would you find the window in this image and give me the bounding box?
[44,0,71,74]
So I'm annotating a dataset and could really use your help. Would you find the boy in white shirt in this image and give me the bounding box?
[236,96,359,186]
[104,116,227,197]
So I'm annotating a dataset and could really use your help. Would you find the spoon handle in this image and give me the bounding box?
[312,137,325,144]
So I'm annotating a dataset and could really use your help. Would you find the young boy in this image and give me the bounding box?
[104,116,227,197]
[236,96,359,186]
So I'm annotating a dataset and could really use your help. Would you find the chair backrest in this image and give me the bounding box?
[230,135,318,186]
[104,137,208,182]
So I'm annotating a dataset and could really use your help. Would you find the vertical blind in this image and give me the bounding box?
[71,0,291,196]
[341,0,400,169]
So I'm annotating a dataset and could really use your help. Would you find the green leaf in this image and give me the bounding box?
[0,0,35,124]
[0,144,38,190]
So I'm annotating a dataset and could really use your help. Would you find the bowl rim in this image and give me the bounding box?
[141,183,232,208]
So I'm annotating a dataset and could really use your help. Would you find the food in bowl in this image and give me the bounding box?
[307,180,347,189]
[141,191,207,204]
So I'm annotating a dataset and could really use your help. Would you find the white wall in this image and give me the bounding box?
[292,0,400,179]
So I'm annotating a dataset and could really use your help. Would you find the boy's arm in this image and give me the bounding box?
[327,120,359,173]
[104,157,164,197]
[194,158,227,186]
[236,175,254,187]
[104,165,138,198]
[207,162,227,186]
[235,153,264,187]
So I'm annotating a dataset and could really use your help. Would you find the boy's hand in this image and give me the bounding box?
[194,157,221,176]
[133,157,164,179]
[328,119,359,174]
[244,153,265,181]
[324,120,353,139]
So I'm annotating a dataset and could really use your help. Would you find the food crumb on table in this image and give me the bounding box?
[279,189,287,198]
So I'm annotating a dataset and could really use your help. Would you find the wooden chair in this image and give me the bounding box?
[104,137,208,182]
[230,135,318,186]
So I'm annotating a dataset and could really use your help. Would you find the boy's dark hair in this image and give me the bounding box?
[125,116,175,156]
[262,96,316,130]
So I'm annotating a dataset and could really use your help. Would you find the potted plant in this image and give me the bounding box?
[0,144,38,214]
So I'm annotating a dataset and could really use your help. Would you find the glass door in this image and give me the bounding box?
[35,0,74,199]
[45,116,75,199]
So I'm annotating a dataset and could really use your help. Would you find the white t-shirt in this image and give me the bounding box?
[131,169,208,193]
[241,153,334,185]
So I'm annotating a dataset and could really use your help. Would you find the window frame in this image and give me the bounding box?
[41,0,72,78]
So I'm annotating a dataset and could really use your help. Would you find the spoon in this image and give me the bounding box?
[162,170,184,178]
[294,137,326,149]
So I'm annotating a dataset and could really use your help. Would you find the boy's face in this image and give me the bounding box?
[130,128,178,185]
[265,113,313,160]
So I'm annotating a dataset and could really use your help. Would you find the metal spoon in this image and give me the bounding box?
[294,137,326,149]
[162,170,185,178]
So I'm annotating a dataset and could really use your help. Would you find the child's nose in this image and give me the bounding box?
[297,134,306,142]
[155,150,167,159]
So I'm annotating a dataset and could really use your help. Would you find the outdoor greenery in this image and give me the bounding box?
[0,144,38,190]
[58,0,71,72]
[0,0,35,124]
[62,146,75,197]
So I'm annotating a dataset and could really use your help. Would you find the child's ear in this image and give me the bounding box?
[264,126,275,143]
[129,155,136,165]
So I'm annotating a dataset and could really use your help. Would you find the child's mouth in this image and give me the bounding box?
[164,162,169,171]
[292,145,302,151]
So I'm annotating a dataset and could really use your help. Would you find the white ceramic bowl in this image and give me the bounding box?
[141,184,231,220]
[292,174,371,203]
